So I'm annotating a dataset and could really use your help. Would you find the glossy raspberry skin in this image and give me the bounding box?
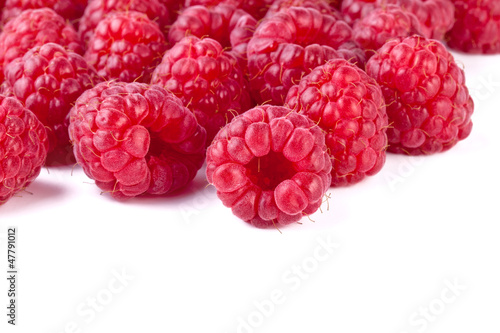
[1,0,87,24]
[266,0,342,19]
[68,82,207,200]
[0,8,83,81]
[206,105,332,228]
[446,0,500,54]
[84,11,167,83]
[342,0,454,40]
[286,59,388,186]
[353,5,423,57]
[78,0,170,45]
[168,4,257,66]
[366,36,474,155]
[151,36,251,145]
[2,43,102,165]
[0,95,48,205]
[247,7,365,105]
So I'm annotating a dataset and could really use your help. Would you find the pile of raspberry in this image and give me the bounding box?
[0,0,487,229]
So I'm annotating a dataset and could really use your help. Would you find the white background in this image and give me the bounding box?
[1,51,499,333]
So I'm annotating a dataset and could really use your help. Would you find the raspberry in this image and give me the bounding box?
[0,95,48,205]
[184,0,274,20]
[1,0,87,25]
[342,0,455,40]
[286,59,388,186]
[151,36,251,144]
[2,43,103,165]
[352,4,423,58]
[0,8,83,81]
[206,105,332,227]
[78,0,170,45]
[265,0,342,19]
[68,82,207,200]
[168,4,257,67]
[247,7,365,105]
[446,0,500,54]
[366,35,474,155]
[84,11,167,83]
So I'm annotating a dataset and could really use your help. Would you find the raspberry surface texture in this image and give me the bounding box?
[206,105,332,228]
[1,0,88,24]
[0,95,48,205]
[84,11,167,83]
[352,4,423,58]
[342,0,455,40]
[0,8,82,81]
[286,59,388,186]
[168,4,257,66]
[68,82,207,200]
[151,36,251,144]
[446,0,500,54]
[3,43,102,165]
[78,0,170,45]
[366,36,473,155]
[247,6,365,105]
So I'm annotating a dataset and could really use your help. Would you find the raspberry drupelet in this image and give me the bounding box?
[206,105,332,228]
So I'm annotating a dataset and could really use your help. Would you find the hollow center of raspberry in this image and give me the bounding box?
[246,151,295,191]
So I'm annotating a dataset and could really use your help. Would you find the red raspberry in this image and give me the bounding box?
[78,0,170,45]
[446,0,500,54]
[0,95,48,205]
[247,7,365,105]
[206,105,332,228]
[68,82,207,200]
[0,8,83,81]
[151,36,251,144]
[342,0,455,40]
[286,59,388,186]
[168,4,257,67]
[1,0,87,25]
[366,36,474,155]
[184,0,274,20]
[265,0,342,19]
[84,11,167,83]
[353,4,423,58]
[2,43,103,165]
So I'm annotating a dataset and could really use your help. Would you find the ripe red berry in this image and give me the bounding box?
[286,59,388,186]
[184,0,274,20]
[353,4,423,57]
[265,0,342,19]
[78,0,170,45]
[0,8,83,81]
[84,11,167,83]
[1,0,87,25]
[366,36,474,155]
[168,4,257,67]
[342,0,455,40]
[206,105,332,228]
[247,7,365,105]
[0,95,49,205]
[446,0,500,54]
[2,43,103,165]
[151,36,251,144]
[68,82,207,200]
